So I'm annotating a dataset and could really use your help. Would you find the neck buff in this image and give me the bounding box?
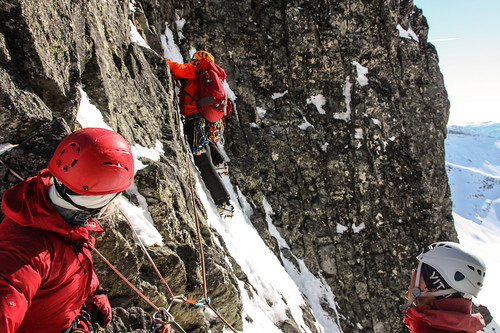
[48,185,117,226]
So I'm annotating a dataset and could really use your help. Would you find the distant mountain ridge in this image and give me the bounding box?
[445,122,500,325]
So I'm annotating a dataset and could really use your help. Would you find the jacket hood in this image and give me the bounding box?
[404,298,485,333]
[1,169,103,241]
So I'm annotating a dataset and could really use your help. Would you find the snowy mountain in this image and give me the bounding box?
[445,122,500,331]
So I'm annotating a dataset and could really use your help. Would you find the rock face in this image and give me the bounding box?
[0,0,457,332]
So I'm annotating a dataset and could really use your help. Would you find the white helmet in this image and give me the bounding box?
[418,242,485,297]
[400,241,486,311]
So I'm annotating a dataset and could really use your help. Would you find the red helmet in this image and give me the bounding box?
[48,128,134,195]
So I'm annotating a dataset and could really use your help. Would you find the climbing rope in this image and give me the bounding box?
[185,153,209,301]
[118,208,177,310]
[93,248,186,333]
[185,153,240,333]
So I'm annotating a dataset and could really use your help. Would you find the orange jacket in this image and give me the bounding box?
[166,59,200,117]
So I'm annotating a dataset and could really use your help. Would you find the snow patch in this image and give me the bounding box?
[307,94,327,114]
[298,117,314,130]
[272,90,288,99]
[336,224,348,234]
[334,76,352,121]
[161,24,184,62]
[351,61,369,87]
[397,24,419,42]
[354,128,363,139]
[129,20,150,49]
[257,107,267,119]
[352,223,366,234]
[76,88,112,130]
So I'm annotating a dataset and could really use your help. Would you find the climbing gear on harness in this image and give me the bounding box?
[190,118,225,156]
[207,119,224,145]
[151,308,187,333]
[48,128,134,195]
[191,118,213,155]
[68,309,94,333]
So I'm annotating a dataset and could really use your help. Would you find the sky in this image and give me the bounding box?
[413,0,500,125]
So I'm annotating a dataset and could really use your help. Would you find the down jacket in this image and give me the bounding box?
[403,298,485,333]
[0,169,103,332]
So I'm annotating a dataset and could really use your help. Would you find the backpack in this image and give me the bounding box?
[196,59,232,123]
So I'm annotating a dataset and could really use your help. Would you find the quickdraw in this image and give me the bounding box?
[151,308,187,333]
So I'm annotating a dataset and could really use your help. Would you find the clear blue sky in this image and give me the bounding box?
[413,0,500,125]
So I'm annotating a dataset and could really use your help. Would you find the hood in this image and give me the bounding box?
[404,298,485,333]
[1,169,103,241]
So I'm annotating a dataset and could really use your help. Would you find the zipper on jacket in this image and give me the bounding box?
[70,233,87,275]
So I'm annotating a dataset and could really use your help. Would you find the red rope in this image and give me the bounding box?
[185,154,239,333]
[118,208,176,309]
[93,247,159,311]
[186,154,208,300]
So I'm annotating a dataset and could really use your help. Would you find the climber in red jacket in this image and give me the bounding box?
[0,127,135,332]
[166,50,233,217]
[400,241,487,333]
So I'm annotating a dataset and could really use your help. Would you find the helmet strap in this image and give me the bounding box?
[399,261,423,311]
[399,261,459,311]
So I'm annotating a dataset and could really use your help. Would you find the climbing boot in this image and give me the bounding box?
[215,162,229,176]
[217,202,234,218]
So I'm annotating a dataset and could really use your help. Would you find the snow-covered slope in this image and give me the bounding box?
[446,122,500,330]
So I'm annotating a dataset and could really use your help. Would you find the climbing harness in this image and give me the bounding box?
[70,309,94,333]
[191,118,210,155]
[191,118,225,155]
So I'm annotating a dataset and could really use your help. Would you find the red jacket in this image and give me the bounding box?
[404,298,485,333]
[166,59,200,117]
[0,169,103,332]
